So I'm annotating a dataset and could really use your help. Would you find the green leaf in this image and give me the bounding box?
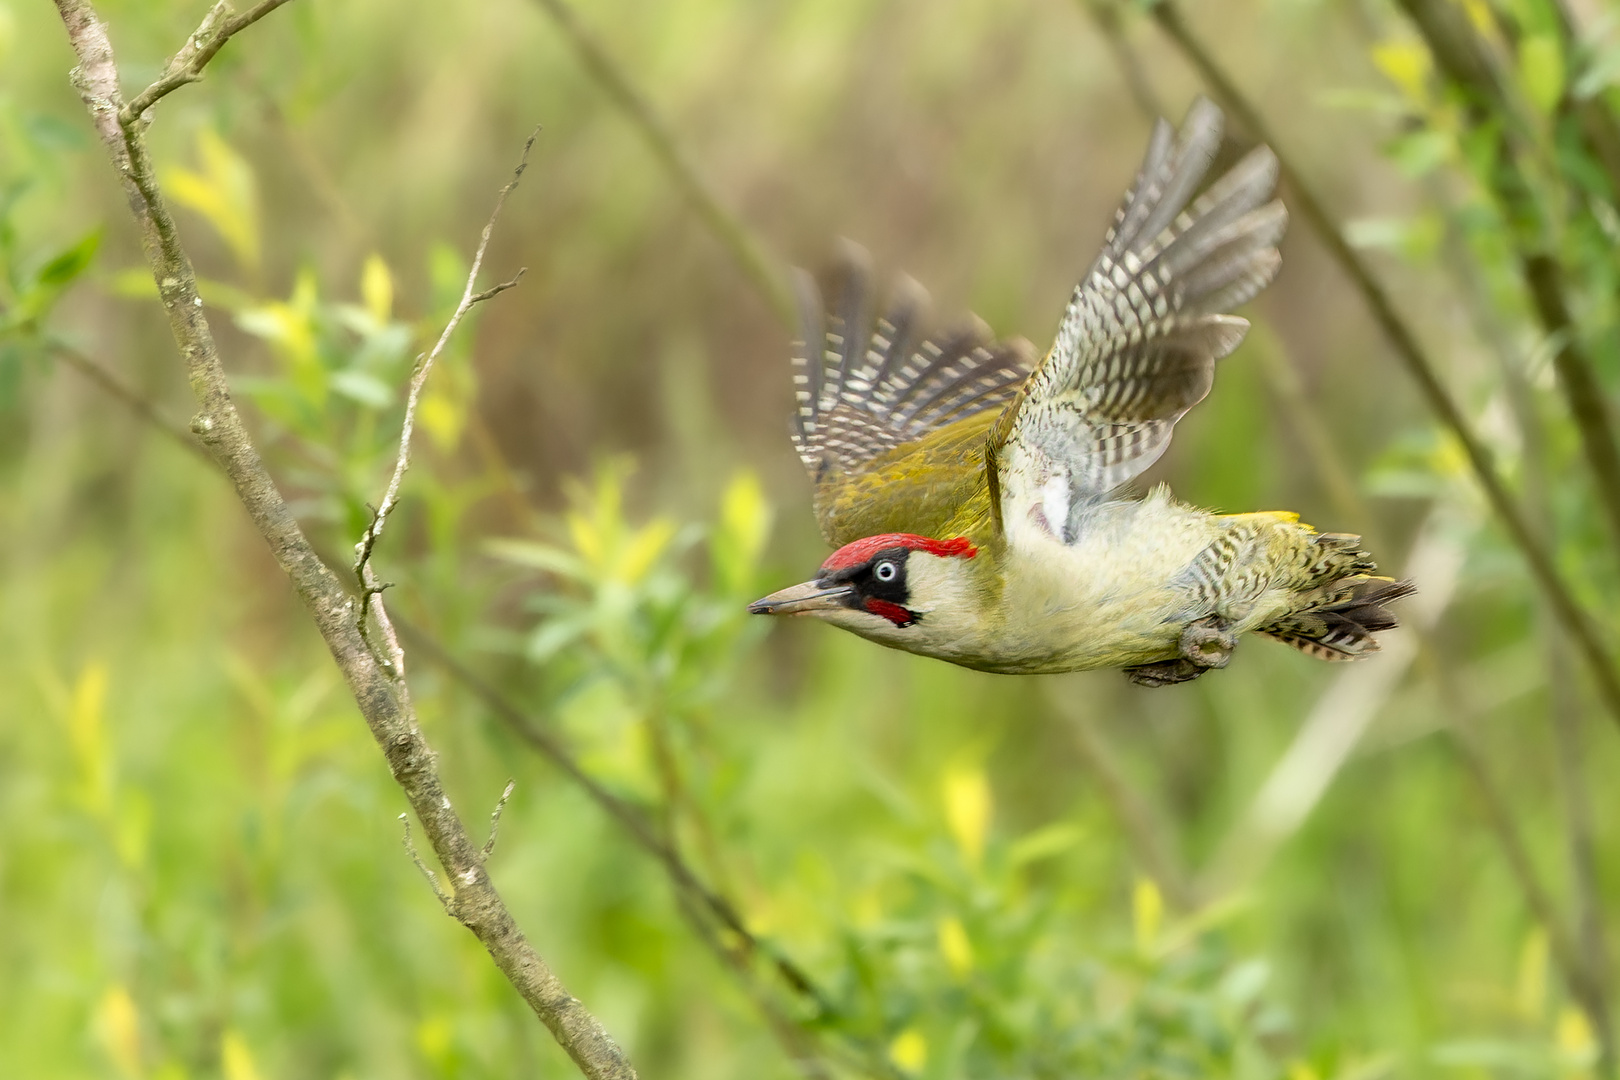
[1519,33,1565,115]
[484,537,589,580]
[164,130,261,274]
[329,369,394,408]
[34,229,101,289]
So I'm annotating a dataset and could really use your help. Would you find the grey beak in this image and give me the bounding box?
[748,580,853,616]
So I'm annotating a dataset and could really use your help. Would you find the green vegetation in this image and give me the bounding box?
[4,0,1620,1077]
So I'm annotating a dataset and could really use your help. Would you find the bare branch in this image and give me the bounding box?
[1141,0,1620,736]
[353,128,539,669]
[530,0,795,326]
[47,337,208,461]
[121,0,298,122]
[394,621,905,1079]
[52,4,635,1076]
[1388,0,1620,559]
[1047,689,1197,913]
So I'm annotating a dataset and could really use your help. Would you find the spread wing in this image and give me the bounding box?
[790,245,1035,546]
[994,97,1287,542]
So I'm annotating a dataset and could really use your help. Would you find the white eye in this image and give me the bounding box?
[874,560,898,582]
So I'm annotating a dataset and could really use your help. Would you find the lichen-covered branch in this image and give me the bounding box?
[121,0,299,122]
[50,2,635,1076]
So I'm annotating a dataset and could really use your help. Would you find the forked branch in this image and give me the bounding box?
[353,129,536,671]
[51,2,635,1076]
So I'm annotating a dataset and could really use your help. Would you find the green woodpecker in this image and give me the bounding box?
[750,99,1411,685]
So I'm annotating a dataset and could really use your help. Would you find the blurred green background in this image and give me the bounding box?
[4,0,1620,1077]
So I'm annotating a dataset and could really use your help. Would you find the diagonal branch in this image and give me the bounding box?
[122,0,298,122]
[47,337,209,461]
[397,623,905,1079]
[1143,0,1620,736]
[353,129,535,671]
[51,3,635,1076]
[530,0,795,326]
[1388,0,1620,556]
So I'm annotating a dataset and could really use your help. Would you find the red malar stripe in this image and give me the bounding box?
[863,599,914,626]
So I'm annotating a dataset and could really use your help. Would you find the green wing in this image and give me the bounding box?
[790,246,1034,547]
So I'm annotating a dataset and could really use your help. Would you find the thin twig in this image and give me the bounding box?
[1439,705,1617,1074]
[396,620,841,1015]
[1142,0,1620,736]
[353,127,538,673]
[121,0,298,122]
[401,813,452,909]
[1079,0,1166,121]
[35,330,879,1078]
[398,623,907,1078]
[1050,689,1197,913]
[482,779,517,861]
[1435,185,1617,1071]
[529,0,795,326]
[1119,5,1619,1057]
[51,5,635,1076]
[47,337,208,461]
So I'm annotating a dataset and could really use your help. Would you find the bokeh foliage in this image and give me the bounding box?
[3,0,1620,1077]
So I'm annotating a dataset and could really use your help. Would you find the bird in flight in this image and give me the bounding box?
[750,99,1410,685]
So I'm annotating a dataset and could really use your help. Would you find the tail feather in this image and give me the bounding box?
[1259,578,1416,661]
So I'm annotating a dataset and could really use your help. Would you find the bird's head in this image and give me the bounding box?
[748,533,983,647]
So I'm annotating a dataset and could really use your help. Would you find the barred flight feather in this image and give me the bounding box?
[790,248,1033,480]
[1000,96,1288,526]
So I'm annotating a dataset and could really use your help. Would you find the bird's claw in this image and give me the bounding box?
[1180,616,1236,669]
[1123,658,1207,686]
[1123,617,1238,687]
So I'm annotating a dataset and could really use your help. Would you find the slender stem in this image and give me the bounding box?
[352,129,534,670]
[1053,689,1197,913]
[1389,0,1620,554]
[399,623,907,1079]
[396,623,842,1014]
[51,4,635,1075]
[1435,183,1617,1073]
[47,337,208,461]
[1143,0,1620,736]
[529,0,795,327]
[122,0,299,122]
[1129,3,1618,1058]
[1440,701,1617,1073]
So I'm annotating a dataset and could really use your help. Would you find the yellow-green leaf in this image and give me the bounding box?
[942,763,991,866]
[67,661,111,814]
[164,130,261,274]
[1515,926,1548,1019]
[937,915,974,977]
[220,1031,263,1080]
[1133,877,1164,954]
[1371,39,1431,107]
[418,390,466,453]
[1519,33,1565,115]
[619,517,675,584]
[95,985,142,1080]
[888,1028,927,1073]
[361,254,393,323]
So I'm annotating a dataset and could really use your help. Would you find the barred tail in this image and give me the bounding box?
[1258,577,1417,661]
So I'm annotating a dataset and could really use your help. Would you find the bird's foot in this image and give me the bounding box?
[1123,658,1208,686]
[1180,616,1237,669]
